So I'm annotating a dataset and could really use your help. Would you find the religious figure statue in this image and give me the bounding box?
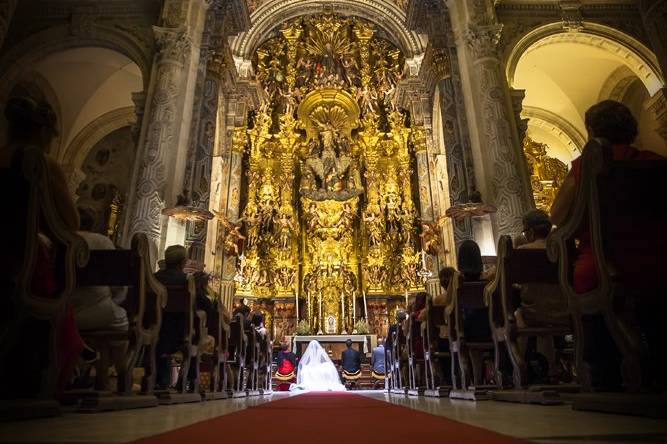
[305,202,322,232]
[337,201,356,231]
[304,125,351,193]
[213,210,246,256]
[274,208,297,250]
[363,204,383,246]
[399,205,416,245]
[242,205,261,248]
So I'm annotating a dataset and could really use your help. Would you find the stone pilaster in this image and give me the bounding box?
[510,88,529,145]
[645,87,667,143]
[640,0,667,80]
[449,0,533,237]
[125,0,211,254]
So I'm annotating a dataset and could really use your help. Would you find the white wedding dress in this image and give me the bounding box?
[290,340,346,391]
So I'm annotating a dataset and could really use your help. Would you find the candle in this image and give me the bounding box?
[405,289,408,307]
[308,291,311,327]
[295,290,299,323]
[341,292,345,327]
[352,290,356,323]
[421,249,427,270]
[363,290,368,320]
[319,291,323,332]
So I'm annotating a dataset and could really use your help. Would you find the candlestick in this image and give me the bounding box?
[319,290,323,334]
[341,292,345,327]
[352,290,356,323]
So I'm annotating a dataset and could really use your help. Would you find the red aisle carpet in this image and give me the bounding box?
[130,393,530,444]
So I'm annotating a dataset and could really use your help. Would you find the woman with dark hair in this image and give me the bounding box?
[457,239,484,281]
[455,240,492,341]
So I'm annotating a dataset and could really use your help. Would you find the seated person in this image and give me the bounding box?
[371,338,386,383]
[153,245,190,390]
[457,240,492,341]
[2,96,93,393]
[514,209,568,383]
[71,207,128,332]
[250,312,267,338]
[340,339,362,384]
[275,343,297,391]
[551,100,667,389]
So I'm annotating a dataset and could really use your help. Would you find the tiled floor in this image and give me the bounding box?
[1,392,666,444]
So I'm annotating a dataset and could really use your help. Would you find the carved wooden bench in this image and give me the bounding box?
[1,147,87,420]
[449,279,492,401]
[74,233,166,412]
[548,139,667,416]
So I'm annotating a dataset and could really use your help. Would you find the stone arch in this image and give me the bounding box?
[506,22,664,95]
[63,107,136,171]
[522,106,585,160]
[230,0,426,76]
[0,23,151,106]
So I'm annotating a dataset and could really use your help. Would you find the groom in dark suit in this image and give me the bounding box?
[341,339,362,389]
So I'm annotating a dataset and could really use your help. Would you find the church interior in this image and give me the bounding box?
[1,0,667,443]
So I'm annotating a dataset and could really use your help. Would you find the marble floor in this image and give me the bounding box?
[0,392,666,444]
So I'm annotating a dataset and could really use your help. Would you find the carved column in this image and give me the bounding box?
[450,0,533,237]
[510,88,529,145]
[0,0,16,49]
[640,0,667,79]
[125,0,210,254]
[645,88,667,144]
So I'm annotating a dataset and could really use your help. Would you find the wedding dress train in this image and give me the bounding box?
[290,340,346,391]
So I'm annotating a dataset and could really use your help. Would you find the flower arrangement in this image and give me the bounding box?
[353,318,369,334]
[295,320,312,335]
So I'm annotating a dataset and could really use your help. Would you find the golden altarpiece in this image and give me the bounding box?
[219,14,433,338]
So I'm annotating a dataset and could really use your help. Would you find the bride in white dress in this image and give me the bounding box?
[290,340,346,391]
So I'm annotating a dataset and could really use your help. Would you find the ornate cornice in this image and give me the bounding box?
[230,0,426,66]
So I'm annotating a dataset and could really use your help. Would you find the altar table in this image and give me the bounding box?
[288,335,377,356]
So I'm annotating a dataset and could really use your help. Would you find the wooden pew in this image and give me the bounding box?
[486,235,572,405]
[226,316,247,397]
[258,335,273,395]
[201,299,228,400]
[74,233,166,411]
[448,280,492,401]
[1,147,88,420]
[244,326,262,396]
[390,323,407,395]
[548,139,667,416]
[421,297,450,397]
[405,315,424,395]
[155,276,201,404]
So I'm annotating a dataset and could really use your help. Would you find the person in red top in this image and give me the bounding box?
[551,100,666,389]
[275,343,297,391]
[551,100,666,293]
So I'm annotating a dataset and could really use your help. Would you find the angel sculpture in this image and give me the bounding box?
[242,207,261,248]
[213,210,246,256]
[419,221,442,256]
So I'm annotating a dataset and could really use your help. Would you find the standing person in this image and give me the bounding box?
[341,339,362,388]
[275,343,297,391]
